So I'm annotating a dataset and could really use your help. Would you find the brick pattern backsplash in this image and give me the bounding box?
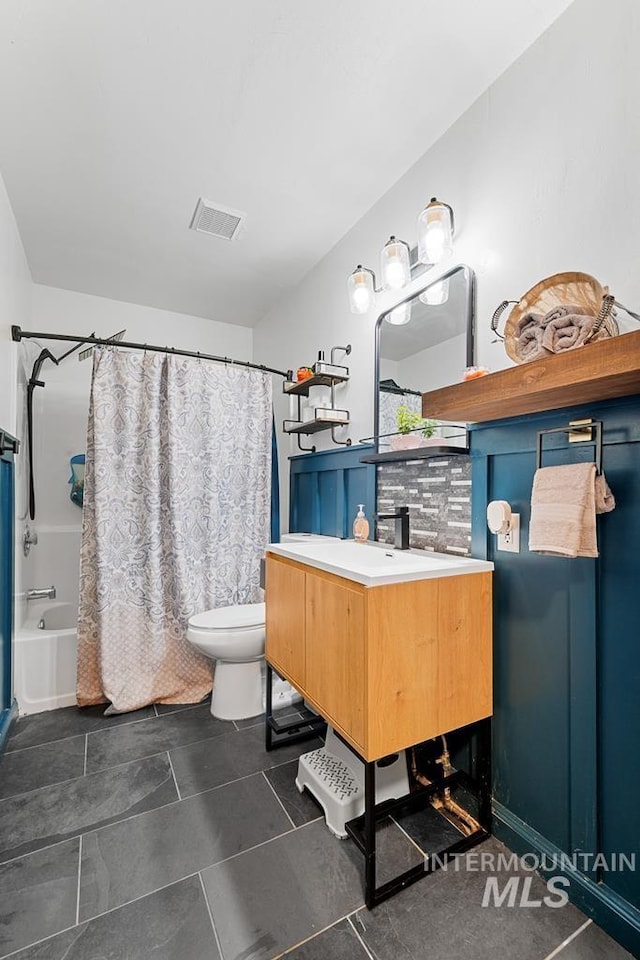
[376,456,472,555]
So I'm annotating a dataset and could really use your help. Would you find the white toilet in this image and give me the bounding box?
[187,603,266,721]
[186,533,339,721]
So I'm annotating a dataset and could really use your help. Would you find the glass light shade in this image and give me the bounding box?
[347,266,375,314]
[380,236,411,291]
[386,301,411,325]
[417,198,454,265]
[419,278,450,306]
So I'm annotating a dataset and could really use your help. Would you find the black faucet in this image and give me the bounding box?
[376,505,410,550]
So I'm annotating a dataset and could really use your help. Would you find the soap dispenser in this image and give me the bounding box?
[353,504,370,543]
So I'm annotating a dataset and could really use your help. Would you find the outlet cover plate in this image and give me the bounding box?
[497,513,520,553]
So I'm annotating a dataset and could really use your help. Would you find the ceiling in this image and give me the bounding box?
[0,0,573,327]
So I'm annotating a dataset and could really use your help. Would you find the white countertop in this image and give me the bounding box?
[267,539,493,587]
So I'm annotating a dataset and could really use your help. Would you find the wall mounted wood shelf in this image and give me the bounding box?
[421,331,640,423]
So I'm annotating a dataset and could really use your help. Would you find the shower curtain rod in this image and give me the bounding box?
[11,325,292,379]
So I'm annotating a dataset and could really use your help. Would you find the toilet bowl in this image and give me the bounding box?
[187,535,341,721]
[187,603,266,721]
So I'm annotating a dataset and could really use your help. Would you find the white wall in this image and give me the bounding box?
[254,0,640,527]
[22,284,253,613]
[0,170,31,436]
[0,169,33,632]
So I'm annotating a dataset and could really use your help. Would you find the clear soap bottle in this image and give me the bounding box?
[353,504,369,543]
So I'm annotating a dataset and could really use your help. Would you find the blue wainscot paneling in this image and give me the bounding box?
[289,445,376,538]
[470,395,640,956]
[0,430,18,754]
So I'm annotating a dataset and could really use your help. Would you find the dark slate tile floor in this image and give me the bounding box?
[0,702,632,959]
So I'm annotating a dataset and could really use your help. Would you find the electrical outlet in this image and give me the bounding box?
[497,513,520,553]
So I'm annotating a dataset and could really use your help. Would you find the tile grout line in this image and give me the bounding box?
[83,734,88,776]
[4,708,167,756]
[79,824,302,930]
[389,814,430,860]
[0,766,303,869]
[0,747,179,810]
[348,914,377,960]
[273,908,367,959]
[166,751,182,801]
[197,871,225,959]
[75,834,83,926]
[261,771,296,830]
[541,919,593,960]
[0,870,209,960]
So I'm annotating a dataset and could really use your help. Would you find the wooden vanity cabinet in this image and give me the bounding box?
[265,553,492,761]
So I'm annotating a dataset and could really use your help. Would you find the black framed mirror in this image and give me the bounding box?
[374,264,475,452]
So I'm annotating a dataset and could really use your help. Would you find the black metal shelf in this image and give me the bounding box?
[284,414,350,436]
[360,444,469,464]
[284,345,351,451]
[283,369,349,396]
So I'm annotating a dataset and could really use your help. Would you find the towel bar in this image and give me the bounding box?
[536,419,602,475]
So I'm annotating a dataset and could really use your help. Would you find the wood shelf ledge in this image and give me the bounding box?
[421,330,640,424]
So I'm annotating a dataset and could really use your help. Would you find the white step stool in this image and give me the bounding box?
[295,728,410,838]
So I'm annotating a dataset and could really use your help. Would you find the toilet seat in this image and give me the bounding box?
[189,602,265,632]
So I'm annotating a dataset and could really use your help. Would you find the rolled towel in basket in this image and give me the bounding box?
[543,303,594,325]
[540,303,596,354]
[515,312,552,363]
[542,314,596,353]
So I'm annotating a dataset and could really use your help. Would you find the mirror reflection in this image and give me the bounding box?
[375,265,474,451]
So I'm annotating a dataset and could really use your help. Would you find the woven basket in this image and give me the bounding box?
[491,272,618,364]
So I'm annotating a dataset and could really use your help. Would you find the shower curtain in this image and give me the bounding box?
[77,347,272,712]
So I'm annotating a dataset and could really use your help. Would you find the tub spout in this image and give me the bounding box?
[26,586,56,601]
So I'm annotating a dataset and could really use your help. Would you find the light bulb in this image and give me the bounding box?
[424,223,445,263]
[419,278,450,306]
[347,266,375,314]
[417,198,454,265]
[380,236,410,291]
[386,302,411,325]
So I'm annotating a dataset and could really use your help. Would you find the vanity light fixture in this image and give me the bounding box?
[380,236,411,291]
[417,197,454,265]
[347,196,455,314]
[347,265,377,314]
[419,277,450,306]
[386,301,411,325]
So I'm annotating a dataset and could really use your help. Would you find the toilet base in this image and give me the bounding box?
[211,659,264,721]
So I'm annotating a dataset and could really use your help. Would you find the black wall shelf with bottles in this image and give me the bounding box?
[283,345,352,452]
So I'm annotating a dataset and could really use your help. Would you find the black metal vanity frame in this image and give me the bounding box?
[264,663,327,751]
[265,663,492,910]
[346,717,492,909]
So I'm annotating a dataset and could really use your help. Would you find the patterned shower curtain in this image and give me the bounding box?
[76,348,272,713]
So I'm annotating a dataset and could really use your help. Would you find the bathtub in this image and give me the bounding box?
[14,601,79,714]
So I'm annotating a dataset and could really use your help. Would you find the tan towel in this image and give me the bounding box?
[515,312,553,363]
[529,462,615,558]
[542,314,596,353]
[543,303,595,325]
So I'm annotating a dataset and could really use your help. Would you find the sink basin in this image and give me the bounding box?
[267,539,493,587]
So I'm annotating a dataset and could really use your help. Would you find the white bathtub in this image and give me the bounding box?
[15,602,79,714]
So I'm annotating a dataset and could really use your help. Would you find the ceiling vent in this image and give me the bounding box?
[189,198,246,241]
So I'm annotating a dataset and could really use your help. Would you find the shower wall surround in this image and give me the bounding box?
[376,456,471,555]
